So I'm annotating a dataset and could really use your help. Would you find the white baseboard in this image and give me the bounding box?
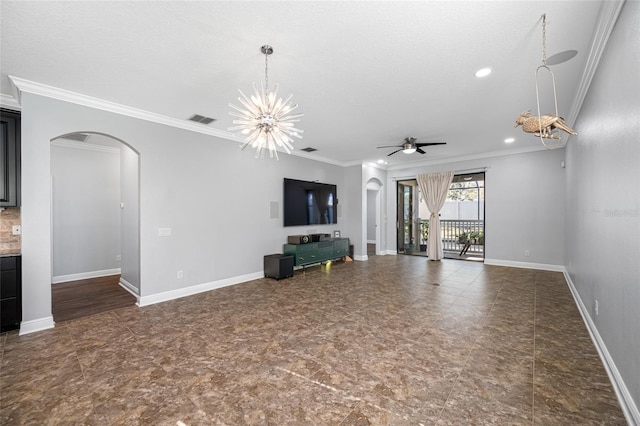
[483,258,564,272]
[563,269,640,425]
[382,250,397,256]
[137,271,264,307]
[19,316,55,335]
[354,254,368,261]
[119,278,140,301]
[52,268,121,284]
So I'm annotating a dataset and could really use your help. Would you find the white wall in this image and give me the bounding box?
[51,143,121,279]
[385,149,566,267]
[565,0,639,419]
[19,93,349,328]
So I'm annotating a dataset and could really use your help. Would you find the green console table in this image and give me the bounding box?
[283,238,350,267]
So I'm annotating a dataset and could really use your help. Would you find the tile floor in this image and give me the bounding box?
[0,256,626,425]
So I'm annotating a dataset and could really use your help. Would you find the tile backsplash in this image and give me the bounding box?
[0,207,21,255]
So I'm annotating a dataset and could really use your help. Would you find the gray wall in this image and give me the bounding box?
[341,165,364,258]
[51,142,121,279]
[20,92,352,325]
[366,189,376,241]
[385,148,566,267]
[565,0,639,415]
[120,143,140,291]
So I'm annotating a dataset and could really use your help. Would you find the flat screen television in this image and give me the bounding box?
[283,178,338,227]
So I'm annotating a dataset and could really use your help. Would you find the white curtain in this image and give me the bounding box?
[417,171,454,261]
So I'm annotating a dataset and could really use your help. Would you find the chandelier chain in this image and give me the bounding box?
[542,14,547,65]
[264,49,269,91]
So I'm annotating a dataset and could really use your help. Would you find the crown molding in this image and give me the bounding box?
[567,0,625,126]
[289,149,347,167]
[7,74,576,172]
[0,93,21,111]
[385,144,550,171]
[51,139,121,154]
[8,75,240,142]
[7,75,356,168]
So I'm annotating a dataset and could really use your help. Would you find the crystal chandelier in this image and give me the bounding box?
[229,45,303,159]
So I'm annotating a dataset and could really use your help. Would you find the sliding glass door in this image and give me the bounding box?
[441,173,485,260]
[396,180,420,254]
[396,173,485,260]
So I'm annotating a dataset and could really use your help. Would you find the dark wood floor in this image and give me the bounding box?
[52,275,136,323]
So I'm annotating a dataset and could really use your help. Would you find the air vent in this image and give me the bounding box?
[188,114,216,125]
[300,147,317,152]
[62,133,90,142]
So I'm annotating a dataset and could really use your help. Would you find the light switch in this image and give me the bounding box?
[12,225,21,235]
[158,228,172,237]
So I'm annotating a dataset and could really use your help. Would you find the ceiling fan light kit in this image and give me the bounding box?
[229,45,303,159]
[515,14,577,149]
[377,137,446,157]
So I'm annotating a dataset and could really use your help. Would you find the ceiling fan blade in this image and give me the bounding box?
[415,142,447,147]
[387,149,403,156]
[416,148,426,154]
[377,145,401,149]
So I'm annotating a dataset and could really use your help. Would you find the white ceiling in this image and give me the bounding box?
[0,1,606,168]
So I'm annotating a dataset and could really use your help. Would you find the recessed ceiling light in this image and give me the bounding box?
[377,159,388,164]
[505,137,515,143]
[475,67,492,78]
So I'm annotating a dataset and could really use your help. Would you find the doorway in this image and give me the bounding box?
[366,178,383,257]
[396,180,423,255]
[50,132,140,321]
[442,173,485,261]
[396,172,485,261]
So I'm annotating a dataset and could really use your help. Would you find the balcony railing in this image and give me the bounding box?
[424,219,484,254]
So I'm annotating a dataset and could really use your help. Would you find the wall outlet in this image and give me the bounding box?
[524,250,530,257]
[12,225,21,235]
[594,299,599,316]
[116,254,121,261]
[177,270,183,279]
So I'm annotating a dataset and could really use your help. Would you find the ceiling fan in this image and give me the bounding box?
[377,137,446,156]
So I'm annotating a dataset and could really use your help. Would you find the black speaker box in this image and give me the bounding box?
[287,235,310,244]
[264,254,294,280]
[310,233,331,242]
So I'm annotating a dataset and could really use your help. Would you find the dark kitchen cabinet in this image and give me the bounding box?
[1,255,22,332]
[0,109,21,207]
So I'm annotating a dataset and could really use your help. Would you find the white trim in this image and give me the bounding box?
[5,75,573,172]
[483,258,564,272]
[382,250,397,255]
[51,139,120,154]
[563,269,640,425]
[290,149,346,167]
[52,268,121,284]
[119,277,140,300]
[567,0,625,127]
[385,145,545,171]
[19,316,55,335]
[354,254,368,261]
[137,271,263,307]
[9,75,240,142]
[0,93,21,111]
[367,240,376,244]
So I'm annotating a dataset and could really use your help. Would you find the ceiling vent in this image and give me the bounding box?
[300,147,317,152]
[62,133,90,142]
[188,114,216,125]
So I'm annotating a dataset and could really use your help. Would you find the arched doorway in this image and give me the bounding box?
[366,178,383,256]
[50,132,140,321]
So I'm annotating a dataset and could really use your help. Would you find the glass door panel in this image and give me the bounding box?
[397,180,420,254]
